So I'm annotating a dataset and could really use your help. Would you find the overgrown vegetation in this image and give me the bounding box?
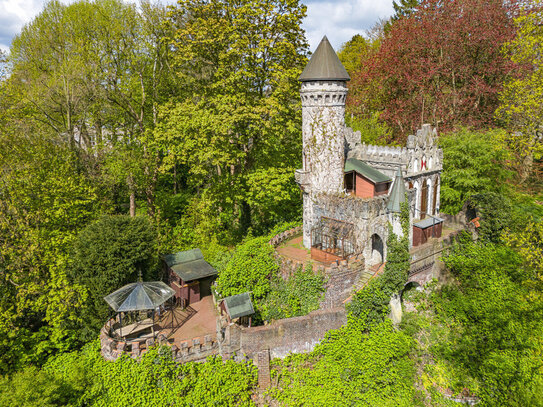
[260,265,326,321]
[0,342,257,407]
[1,0,542,404]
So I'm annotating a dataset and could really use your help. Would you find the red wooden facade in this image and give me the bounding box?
[168,269,201,306]
[412,222,443,247]
[345,172,390,199]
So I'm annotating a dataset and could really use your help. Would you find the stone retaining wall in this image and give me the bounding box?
[268,226,303,248]
[223,306,347,360]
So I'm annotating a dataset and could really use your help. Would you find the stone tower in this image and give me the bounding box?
[296,36,350,248]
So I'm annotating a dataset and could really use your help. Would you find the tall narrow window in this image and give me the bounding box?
[420,180,428,219]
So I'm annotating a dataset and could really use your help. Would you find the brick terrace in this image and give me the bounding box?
[156,295,218,348]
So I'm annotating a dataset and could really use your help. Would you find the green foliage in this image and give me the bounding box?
[497,2,543,132]
[337,34,375,74]
[260,265,326,321]
[439,128,513,214]
[269,318,415,406]
[0,342,257,407]
[0,133,99,373]
[69,215,158,341]
[465,192,514,242]
[345,112,392,145]
[215,235,278,300]
[155,0,308,240]
[433,239,543,406]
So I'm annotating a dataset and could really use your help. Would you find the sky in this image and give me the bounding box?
[0,0,395,53]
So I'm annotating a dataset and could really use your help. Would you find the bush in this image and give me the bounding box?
[68,215,158,341]
[215,235,278,300]
[260,265,326,321]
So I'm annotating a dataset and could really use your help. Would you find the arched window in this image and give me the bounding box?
[420,179,428,219]
[432,176,439,215]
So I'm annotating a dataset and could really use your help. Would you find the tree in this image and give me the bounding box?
[350,0,519,139]
[384,0,420,32]
[338,34,376,75]
[0,130,98,373]
[439,128,513,214]
[9,0,175,216]
[68,215,157,341]
[156,0,308,241]
[438,239,543,406]
[496,2,543,182]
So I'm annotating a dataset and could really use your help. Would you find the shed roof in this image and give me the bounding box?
[413,217,444,229]
[163,248,217,282]
[344,158,391,184]
[299,36,350,82]
[387,167,407,213]
[223,292,255,319]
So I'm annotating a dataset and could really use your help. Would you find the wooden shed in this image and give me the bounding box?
[163,249,217,307]
[344,158,391,198]
[412,217,443,247]
[219,292,255,327]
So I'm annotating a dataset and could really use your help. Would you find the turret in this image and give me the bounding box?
[297,36,350,248]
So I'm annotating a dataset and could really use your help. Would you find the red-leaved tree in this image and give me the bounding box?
[349,0,520,139]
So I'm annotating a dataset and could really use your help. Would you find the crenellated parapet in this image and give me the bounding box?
[300,81,348,107]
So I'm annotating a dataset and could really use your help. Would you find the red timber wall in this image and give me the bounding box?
[412,222,443,247]
[355,173,375,198]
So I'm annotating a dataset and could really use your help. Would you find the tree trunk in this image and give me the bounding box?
[128,174,136,217]
[130,192,136,217]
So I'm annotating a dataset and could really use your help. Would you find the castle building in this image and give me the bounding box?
[295,36,444,266]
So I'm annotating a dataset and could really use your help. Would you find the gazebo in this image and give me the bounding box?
[104,281,175,340]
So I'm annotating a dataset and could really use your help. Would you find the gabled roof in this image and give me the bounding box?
[387,167,407,213]
[163,248,217,282]
[344,158,391,184]
[299,36,350,82]
[223,292,255,319]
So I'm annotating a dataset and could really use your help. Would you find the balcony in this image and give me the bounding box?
[294,169,310,192]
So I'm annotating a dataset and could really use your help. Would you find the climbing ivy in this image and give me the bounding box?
[347,200,410,324]
[260,265,326,321]
[0,341,258,407]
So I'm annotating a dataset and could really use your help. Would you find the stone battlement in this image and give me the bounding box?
[100,316,219,363]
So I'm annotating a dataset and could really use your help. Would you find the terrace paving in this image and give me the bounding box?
[155,295,219,347]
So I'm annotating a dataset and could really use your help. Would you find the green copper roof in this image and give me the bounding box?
[299,36,350,82]
[387,167,407,213]
[344,158,391,184]
[163,249,217,282]
[224,292,255,319]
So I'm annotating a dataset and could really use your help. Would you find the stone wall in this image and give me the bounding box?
[223,307,347,360]
[100,317,219,363]
[408,230,463,285]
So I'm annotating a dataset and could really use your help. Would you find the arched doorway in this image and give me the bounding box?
[420,180,428,219]
[371,234,384,265]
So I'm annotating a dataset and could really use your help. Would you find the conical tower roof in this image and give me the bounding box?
[387,167,407,213]
[299,36,350,82]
